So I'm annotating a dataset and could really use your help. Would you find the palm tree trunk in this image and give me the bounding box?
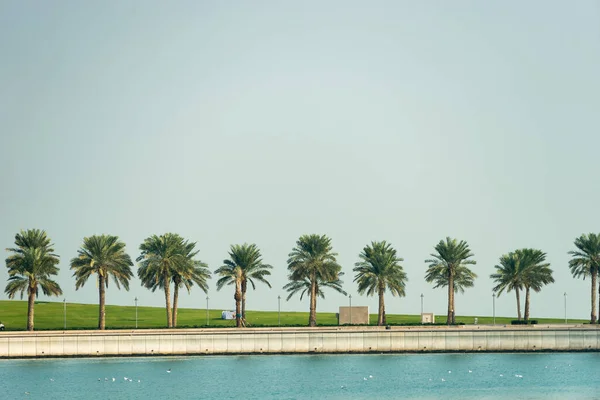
[597,277,600,325]
[173,284,179,328]
[592,270,598,324]
[524,286,531,322]
[447,273,454,325]
[516,289,522,321]
[27,288,35,331]
[98,274,106,330]
[378,286,385,326]
[164,278,173,328]
[241,279,247,322]
[309,278,317,327]
[235,280,242,328]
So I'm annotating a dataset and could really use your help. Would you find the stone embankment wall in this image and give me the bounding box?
[1,326,599,358]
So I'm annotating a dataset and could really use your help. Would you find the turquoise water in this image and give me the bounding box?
[1,353,598,399]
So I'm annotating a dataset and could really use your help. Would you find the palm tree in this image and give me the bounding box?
[71,235,133,330]
[283,275,347,302]
[491,252,524,320]
[171,240,210,327]
[215,244,273,328]
[518,248,554,322]
[286,234,343,327]
[353,241,407,326]
[568,233,600,324]
[137,233,192,328]
[4,229,62,331]
[425,237,476,325]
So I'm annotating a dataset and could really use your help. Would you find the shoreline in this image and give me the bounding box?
[2,325,599,359]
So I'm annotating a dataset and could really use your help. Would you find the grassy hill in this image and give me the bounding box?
[0,300,583,331]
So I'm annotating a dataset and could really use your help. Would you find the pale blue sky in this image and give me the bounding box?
[1,1,599,321]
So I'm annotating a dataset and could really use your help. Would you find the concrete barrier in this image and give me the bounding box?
[1,325,599,358]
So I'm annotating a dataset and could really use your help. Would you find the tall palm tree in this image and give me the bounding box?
[425,237,476,325]
[518,248,554,322]
[283,275,347,302]
[491,252,524,320]
[353,241,407,326]
[568,233,600,324]
[5,229,62,331]
[171,240,210,327]
[71,235,133,330]
[215,244,273,328]
[137,233,192,328]
[286,234,343,327]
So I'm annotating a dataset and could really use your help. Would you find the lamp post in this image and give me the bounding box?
[135,297,138,329]
[564,292,567,324]
[278,295,281,327]
[420,293,424,315]
[492,293,496,325]
[349,294,352,325]
[63,298,66,330]
[206,296,209,326]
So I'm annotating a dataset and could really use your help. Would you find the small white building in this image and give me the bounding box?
[421,313,435,324]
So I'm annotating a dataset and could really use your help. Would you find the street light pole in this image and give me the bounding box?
[278,295,281,327]
[206,296,209,326]
[63,299,66,330]
[564,292,567,324]
[349,294,352,325]
[420,293,424,315]
[493,293,496,325]
[135,297,138,329]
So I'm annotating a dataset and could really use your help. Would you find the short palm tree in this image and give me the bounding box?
[71,235,133,330]
[353,241,407,326]
[137,233,192,328]
[286,234,343,327]
[171,240,210,327]
[568,233,600,324]
[425,237,476,325]
[215,243,273,328]
[491,252,524,320]
[518,248,554,322]
[5,229,62,331]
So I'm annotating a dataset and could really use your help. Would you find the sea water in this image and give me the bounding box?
[1,353,598,399]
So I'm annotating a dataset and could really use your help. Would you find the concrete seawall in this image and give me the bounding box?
[1,325,599,358]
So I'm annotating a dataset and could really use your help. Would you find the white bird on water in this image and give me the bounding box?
[167,369,172,373]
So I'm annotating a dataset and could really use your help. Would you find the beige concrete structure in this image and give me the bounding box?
[338,306,369,325]
[421,313,435,324]
[1,325,599,358]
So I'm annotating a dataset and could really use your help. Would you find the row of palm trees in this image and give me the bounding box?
[4,229,600,331]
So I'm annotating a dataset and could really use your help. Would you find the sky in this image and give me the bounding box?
[1,0,599,322]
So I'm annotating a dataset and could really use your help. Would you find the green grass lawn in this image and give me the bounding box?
[0,300,585,331]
